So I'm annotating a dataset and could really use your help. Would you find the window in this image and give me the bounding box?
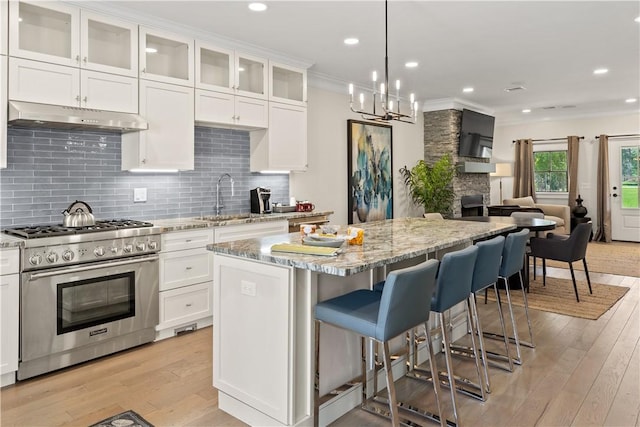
[534,150,567,192]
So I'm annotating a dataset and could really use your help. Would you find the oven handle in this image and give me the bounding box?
[27,254,160,280]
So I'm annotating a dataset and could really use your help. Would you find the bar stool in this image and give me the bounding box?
[314,259,446,427]
[483,229,534,366]
[450,236,511,394]
[406,245,481,425]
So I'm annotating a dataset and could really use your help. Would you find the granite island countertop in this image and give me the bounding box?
[151,210,334,233]
[208,217,516,276]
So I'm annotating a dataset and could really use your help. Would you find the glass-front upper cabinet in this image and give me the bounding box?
[140,27,194,87]
[9,2,137,76]
[81,11,138,77]
[195,41,234,94]
[9,1,80,67]
[269,62,307,106]
[235,53,267,100]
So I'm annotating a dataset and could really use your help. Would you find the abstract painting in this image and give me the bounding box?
[347,120,393,224]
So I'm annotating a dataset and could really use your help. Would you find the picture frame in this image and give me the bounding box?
[347,119,393,224]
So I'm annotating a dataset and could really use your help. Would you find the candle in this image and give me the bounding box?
[410,93,415,104]
[359,93,364,109]
[380,83,385,95]
[348,83,353,103]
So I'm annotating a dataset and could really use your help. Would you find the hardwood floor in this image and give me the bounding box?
[1,265,638,427]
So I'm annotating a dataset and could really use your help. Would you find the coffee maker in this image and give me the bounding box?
[250,187,272,214]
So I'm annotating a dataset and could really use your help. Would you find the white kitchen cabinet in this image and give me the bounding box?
[0,248,19,387]
[250,102,308,172]
[235,52,268,100]
[195,89,267,129]
[157,229,214,340]
[1,55,7,169]
[269,61,306,106]
[9,2,137,76]
[122,80,194,171]
[9,57,138,113]
[140,27,193,87]
[1,0,8,56]
[196,41,234,94]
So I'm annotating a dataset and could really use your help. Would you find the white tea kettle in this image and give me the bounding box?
[62,200,95,227]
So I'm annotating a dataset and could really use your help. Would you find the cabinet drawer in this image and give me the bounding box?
[214,220,288,243]
[159,282,212,329]
[0,249,19,276]
[161,229,213,252]
[160,249,212,291]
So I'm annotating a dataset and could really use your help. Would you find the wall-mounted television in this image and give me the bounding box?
[458,109,495,159]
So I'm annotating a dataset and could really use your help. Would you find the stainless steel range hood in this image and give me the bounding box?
[8,101,148,133]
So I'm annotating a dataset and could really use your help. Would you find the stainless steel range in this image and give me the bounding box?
[4,219,161,380]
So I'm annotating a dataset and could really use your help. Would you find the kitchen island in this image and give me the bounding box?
[207,218,515,426]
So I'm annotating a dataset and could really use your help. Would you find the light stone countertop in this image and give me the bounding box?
[208,218,516,276]
[151,211,334,233]
[0,234,25,249]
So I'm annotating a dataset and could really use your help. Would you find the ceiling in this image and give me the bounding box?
[98,1,640,124]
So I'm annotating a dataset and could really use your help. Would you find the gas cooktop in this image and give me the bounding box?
[4,219,154,239]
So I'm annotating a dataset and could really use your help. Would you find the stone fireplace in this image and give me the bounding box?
[423,109,490,218]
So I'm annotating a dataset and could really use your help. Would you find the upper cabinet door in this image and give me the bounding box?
[140,27,194,87]
[9,1,80,67]
[9,57,79,107]
[195,41,234,94]
[235,52,267,100]
[269,62,307,106]
[80,11,138,77]
[1,0,8,56]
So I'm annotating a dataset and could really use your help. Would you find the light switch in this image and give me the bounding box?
[134,188,147,202]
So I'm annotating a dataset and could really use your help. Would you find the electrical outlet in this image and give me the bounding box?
[134,188,147,202]
[240,280,256,296]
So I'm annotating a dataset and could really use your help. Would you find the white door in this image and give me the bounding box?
[609,138,640,242]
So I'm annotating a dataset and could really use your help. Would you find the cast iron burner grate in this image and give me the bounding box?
[3,219,154,239]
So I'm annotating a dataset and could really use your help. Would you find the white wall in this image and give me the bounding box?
[492,112,640,227]
[290,86,424,224]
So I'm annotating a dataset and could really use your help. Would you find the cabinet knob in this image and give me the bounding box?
[76,95,81,102]
[142,67,146,73]
[185,266,193,270]
[141,158,147,164]
[75,55,80,63]
[83,57,87,63]
[83,96,87,103]
[186,303,192,307]
[236,116,240,121]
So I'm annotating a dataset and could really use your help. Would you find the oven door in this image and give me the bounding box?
[20,254,159,363]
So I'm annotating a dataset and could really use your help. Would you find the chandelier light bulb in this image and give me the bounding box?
[380,83,385,95]
[395,80,400,91]
[360,93,364,109]
[389,100,394,111]
[410,93,415,103]
[348,83,354,95]
[372,71,378,82]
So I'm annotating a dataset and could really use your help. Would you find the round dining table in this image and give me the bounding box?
[458,215,557,237]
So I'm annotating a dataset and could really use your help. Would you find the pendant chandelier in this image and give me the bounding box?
[348,0,417,124]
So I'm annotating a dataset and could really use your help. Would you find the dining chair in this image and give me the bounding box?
[510,210,545,280]
[529,222,593,302]
[314,259,447,427]
[423,213,444,220]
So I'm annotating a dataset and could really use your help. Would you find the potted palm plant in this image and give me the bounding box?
[400,154,456,217]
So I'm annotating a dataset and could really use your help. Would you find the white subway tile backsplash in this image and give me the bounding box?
[0,126,288,228]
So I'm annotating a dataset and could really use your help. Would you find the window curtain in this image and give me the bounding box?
[567,135,580,209]
[594,134,612,242]
[513,139,536,201]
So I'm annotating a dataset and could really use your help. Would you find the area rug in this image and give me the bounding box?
[89,410,154,427]
[486,277,629,320]
[540,241,640,277]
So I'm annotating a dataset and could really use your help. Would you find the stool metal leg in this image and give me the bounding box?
[465,298,487,400]
[381,341,400,427]
[424,321,448,427]
[491,283,514,372]
[502,277,523,364]
[314,320,320,427]
[518,271,535,347]
[469,293,491,393]
[439,312,460,426]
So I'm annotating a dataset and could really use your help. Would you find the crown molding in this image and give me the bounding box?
[495,108,640,127]
[420,98,495,115]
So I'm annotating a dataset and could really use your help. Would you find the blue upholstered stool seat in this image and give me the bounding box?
[315,290,380,339]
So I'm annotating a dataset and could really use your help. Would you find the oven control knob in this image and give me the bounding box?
[110,247,119,254]
[62,250,75,262]
[135,242,146,251]
[46,252,59,263]
[123,244,133,253]
[29,254,42,266]
[148,241,158,250]
[94,247,105,257]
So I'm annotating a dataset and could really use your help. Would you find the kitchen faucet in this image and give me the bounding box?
[215,173,235,216]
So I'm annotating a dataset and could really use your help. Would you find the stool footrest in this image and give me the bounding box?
[364,395,457,427]
[449,344,514,372]
[407,367,486,401]
[483,331,535,348]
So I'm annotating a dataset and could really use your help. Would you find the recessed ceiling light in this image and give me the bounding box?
[344,38,359,46]
[238,67,245,72]
[405,61,418,68]
[462,87,474,93]
[248,2,267,12]
[635,16,640,23]
[522,109,531,113]
[626,98,638,103]
[593,68,609,75]
[145,47,157,53]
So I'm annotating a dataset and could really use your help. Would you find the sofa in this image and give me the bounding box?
[503,196,570,235]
